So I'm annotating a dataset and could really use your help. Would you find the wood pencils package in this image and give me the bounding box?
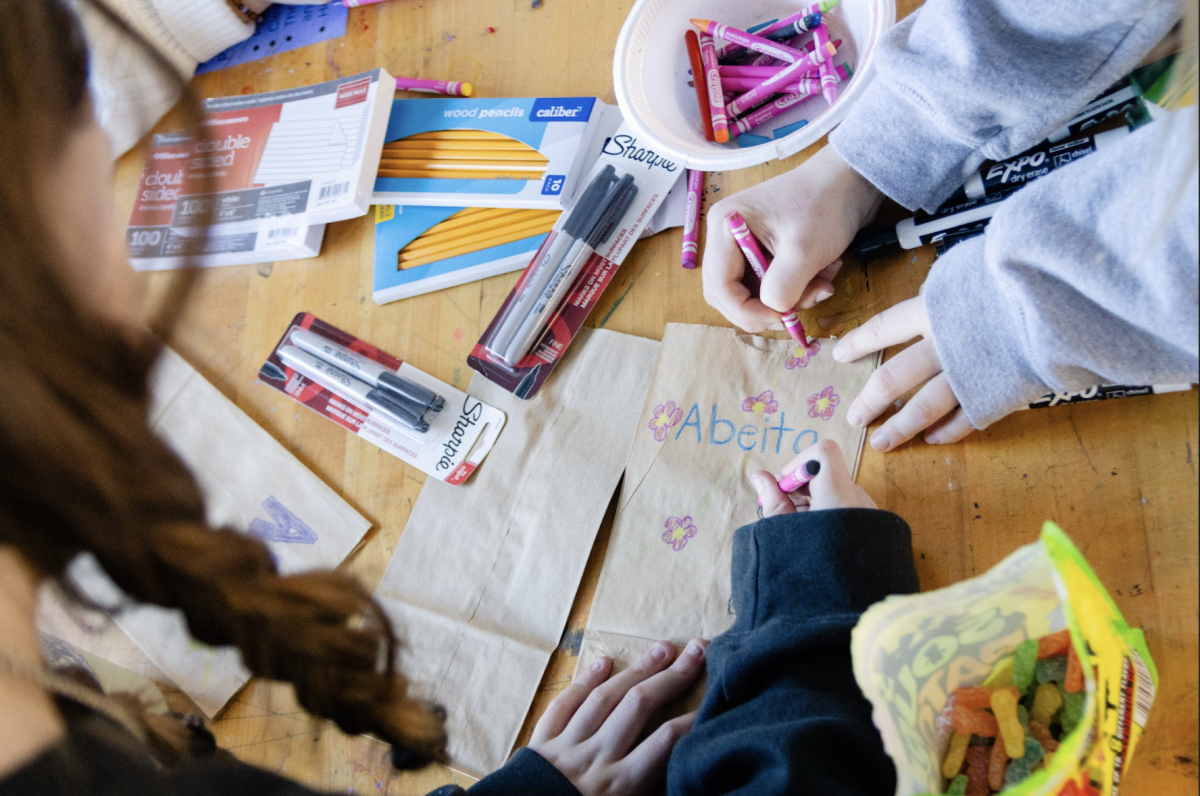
[370,97,609,210]
[468,124,684,399]
[259,313,506,485]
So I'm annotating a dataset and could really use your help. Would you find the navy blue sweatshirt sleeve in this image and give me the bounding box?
[427,748,580,796]
[666,508,919,796]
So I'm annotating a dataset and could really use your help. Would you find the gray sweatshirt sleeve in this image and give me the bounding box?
[924,107,1199,428]
[830,0,1182,211]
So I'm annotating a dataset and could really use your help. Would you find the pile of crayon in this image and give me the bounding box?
[685,0,850,144]
[939,629,1090,795]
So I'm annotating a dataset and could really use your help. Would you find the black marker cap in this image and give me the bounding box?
[848,225,900,255]
[586,175,638,248]
[564,165,618,239]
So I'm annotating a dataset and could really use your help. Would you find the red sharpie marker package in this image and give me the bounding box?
[260,313,505,485]
[468,124,683,399]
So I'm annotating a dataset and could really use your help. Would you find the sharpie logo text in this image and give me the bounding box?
[436,396,485,472]
[602,135,680,173]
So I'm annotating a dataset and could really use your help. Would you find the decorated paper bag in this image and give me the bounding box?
[852,523,1157,796]
[576,324,879,675]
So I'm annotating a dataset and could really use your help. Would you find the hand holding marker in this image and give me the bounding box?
[726,212,810,348]
[757,460,821,509]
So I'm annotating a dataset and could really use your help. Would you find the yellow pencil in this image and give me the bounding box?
[401,216,559,261]
[399,222,557,270]
[419,208,531,237]
[413,210,559,246]
[380,149,549,163]
[403,130,514,141]
[384,139,533,152]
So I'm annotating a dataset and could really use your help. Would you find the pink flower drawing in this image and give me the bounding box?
[785,339,820,370]
[648,401,684,442]
[662,516,698,552]
[807,386,841,421]
[741,390,780,415]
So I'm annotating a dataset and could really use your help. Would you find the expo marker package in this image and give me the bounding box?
[260,313,505,485]
[468,124,683,399]
[851,524,1158,796]
[127,69,394,270]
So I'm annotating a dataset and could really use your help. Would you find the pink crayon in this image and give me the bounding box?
[726,212,809,347]
[812,24,839,105]
[681,169,704,269]
[692,19,805,65]
[719,37,841,76]
[726,41,837,117]
[715,6,827,61]
[395,77,474,97]
[698,32,730,143]
[725,63,851,119]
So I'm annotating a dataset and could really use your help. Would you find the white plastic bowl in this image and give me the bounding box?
[614,0,895,171]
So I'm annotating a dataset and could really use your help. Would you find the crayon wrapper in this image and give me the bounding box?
[851,523,1157,796]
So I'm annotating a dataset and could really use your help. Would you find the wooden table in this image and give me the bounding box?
[115,1,1199,792]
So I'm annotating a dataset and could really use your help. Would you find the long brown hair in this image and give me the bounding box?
[0,0,445,768]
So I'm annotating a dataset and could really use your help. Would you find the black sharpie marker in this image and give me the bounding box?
[290,328,443,414]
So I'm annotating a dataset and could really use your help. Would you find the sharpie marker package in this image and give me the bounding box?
[260,313,505,485]
[853,524,1157,796]
[467,125,684,399]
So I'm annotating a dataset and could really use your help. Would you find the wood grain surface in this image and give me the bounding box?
[111,1,1198,793]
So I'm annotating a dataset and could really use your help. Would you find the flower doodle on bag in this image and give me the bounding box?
[785,340,820,370]
[662,516,698,552]
[742,390,779,415]
[807,386,841,421]
[648,400,684,442]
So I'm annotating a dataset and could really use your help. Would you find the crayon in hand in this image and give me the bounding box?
[757,460,821,507]
[726,212,810,347]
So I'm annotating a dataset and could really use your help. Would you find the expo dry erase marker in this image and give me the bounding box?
[277,345,430,433]
[1026,383,1193,410]
[956,127,1129,203]
[290,328,444,414]
[757,459,822,508]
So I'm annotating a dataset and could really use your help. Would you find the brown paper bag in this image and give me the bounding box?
[373,328,660,777]
[576,324,879,677]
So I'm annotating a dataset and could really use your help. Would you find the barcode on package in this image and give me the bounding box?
[319,181,350,201]
[1131,650,1156,727]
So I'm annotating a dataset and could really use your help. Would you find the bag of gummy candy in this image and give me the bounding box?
[851,523,1158,796]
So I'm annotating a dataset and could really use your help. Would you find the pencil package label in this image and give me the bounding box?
[127,69,394,269]
[372,204,560,304]
[370,97,607,210]
[468,124,684,399]
[259,313,506,485]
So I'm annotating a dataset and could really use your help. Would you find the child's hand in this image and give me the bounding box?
[752,439,876,517]
[832,295,976,450]
[529,639,708,796]
[702,145,882,332]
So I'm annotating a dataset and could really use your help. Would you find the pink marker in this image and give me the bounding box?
[756,459,822,506]
[681,169,704,269]
[726,212,810,347]
[812,24,839,105]
[726,41,836,117]
[698,32,730,143]
[692,19,805,65]
[394,77,474,97]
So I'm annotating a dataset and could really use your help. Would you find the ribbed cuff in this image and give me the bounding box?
[831,79,976,213]
[924,235,1050,428]
[150,0,255,64]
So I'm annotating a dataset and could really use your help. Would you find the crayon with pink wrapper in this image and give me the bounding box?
[692,19,807,65]
[681,170,704,269]
[726,212,809,347]
[721,62,850,93]
[394,77,474,97]
[812,24,839,104]
[727,66,852,138]
[726,41,835,117]
[719,37,842,77]
[715,0,839,60]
